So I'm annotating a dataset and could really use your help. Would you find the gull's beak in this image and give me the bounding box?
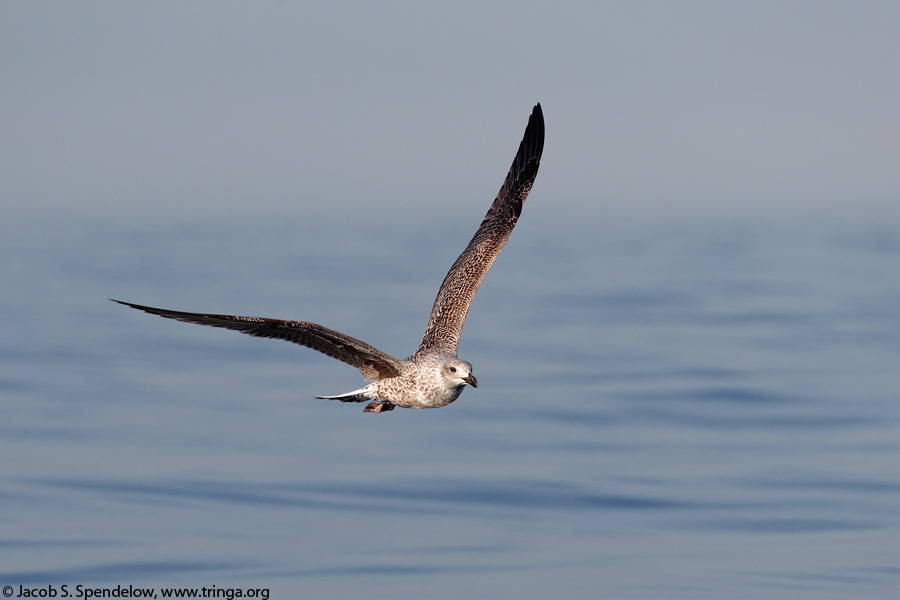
[463,373,478,388]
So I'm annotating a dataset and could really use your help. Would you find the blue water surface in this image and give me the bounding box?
[2,203,899,599]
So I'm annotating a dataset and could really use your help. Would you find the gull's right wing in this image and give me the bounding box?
[417,103,544,356]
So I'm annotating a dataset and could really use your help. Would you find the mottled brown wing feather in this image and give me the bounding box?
[417,103,544,355]
[112,300,403,380]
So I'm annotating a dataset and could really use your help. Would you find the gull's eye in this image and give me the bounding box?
[450,367,457,373]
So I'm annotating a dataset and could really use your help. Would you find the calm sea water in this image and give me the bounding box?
[2,204,899,599]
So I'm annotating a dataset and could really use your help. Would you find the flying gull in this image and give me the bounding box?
[114,103,544,413]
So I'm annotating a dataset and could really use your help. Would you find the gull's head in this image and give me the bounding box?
[444,358,478,389]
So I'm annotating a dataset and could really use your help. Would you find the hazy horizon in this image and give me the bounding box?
[4,1,900,223]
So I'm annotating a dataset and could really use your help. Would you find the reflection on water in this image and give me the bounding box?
[2,207,899,598]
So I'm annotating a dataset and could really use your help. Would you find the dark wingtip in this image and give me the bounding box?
[524,103,545,164]
[531,102,544,133]
[111,299,138,309]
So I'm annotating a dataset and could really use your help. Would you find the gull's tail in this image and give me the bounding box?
[315,383,376,403]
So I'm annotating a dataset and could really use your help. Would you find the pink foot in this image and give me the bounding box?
[364,402,395,413]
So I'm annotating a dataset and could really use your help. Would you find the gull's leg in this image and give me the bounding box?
[364,401,395,413]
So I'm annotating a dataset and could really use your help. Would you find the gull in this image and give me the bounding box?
[114,104,544,413]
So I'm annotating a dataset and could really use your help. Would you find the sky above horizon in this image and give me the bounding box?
[4,1,900,222]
